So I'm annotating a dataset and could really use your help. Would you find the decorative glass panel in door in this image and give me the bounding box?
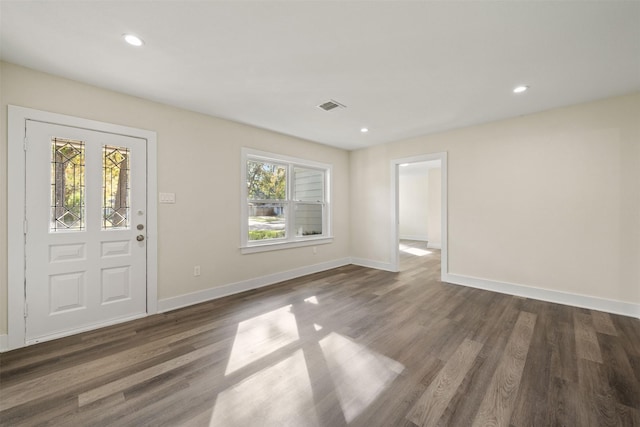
[50,138,85,231]
[103,145,130,229]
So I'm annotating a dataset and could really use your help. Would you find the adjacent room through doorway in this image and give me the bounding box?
[398,160,442,272]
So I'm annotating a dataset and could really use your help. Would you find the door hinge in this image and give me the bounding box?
[23,219,28,234]
[23,137,28,151]
[24,301,28,318]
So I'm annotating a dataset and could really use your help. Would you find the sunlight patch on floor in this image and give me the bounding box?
[319,332,405,422]
[225,305,299,375]
[211,349,318,426]
[399,243,432,257]
[304,296,319,304]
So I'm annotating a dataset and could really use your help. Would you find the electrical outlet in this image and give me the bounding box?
[193,265,201,276]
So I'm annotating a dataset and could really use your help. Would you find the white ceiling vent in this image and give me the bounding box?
[317,100,346,112]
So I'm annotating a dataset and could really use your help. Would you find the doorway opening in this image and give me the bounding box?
[390,153,447,277]
[398,160,440,271]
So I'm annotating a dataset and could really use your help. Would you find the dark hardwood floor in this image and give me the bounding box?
[1,240,639,426]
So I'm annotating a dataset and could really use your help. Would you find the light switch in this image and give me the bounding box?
[159,192,176,204]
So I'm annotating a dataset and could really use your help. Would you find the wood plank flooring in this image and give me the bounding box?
[1,240,639,426]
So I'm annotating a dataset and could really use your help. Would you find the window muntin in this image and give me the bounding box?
[243,150,330,248]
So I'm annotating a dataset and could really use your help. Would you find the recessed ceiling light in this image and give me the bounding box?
[360,127,369,133]
[123,34,144,47]
[513,85,529,94]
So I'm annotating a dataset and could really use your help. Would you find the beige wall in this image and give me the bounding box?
[0,62,351,335]
[399,168,429,241]
[351,93,640,305]
[427,167,441,248]
[2,61,639,337]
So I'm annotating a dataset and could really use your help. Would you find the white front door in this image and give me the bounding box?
[25,120,148,344]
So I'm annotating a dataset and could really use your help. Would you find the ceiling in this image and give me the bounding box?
[1,1,639,150]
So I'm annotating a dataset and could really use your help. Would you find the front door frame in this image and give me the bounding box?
[7,105,158,351]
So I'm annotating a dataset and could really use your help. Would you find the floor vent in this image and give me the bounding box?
[317,100,346,111]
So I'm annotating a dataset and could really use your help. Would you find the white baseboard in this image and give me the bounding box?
[443,273,640,319]
[399,234,428,242]
[350,257,398,272]
[7,262,635,353]
[158,258,352,313]
[427,242,441,249]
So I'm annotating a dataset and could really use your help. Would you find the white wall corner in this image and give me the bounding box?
[158,258,352,313]
[0,335,8,353]
[426,243,441,249]
[442,273,640,320]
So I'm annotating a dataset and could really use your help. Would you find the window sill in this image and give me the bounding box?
[240,237,334,254]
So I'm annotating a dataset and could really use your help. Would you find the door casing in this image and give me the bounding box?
[7,105,158,351]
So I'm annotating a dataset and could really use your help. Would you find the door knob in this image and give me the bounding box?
[136,235,145,242]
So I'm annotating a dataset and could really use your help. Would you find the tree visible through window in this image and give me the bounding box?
[243,149,330,247]
[247,160,287,240]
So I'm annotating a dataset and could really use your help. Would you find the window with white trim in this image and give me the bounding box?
[241,149,331,252]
